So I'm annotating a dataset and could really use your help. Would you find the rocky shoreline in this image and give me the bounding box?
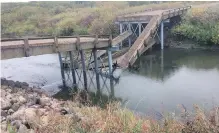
[1,78,80,133]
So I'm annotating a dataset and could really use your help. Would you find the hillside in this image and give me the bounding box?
[1,1,205,38]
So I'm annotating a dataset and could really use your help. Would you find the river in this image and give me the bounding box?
[1,48,219,115]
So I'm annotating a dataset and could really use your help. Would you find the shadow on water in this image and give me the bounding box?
[53,86,122,109]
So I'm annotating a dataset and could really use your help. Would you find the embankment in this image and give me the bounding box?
[1,78,219,133]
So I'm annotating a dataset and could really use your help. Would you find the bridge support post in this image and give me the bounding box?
[160,21,164,50]
[80,50,88,91]
[161,50,164,81]
[58,52,66,87]
[93,48,101,95]
[107,48,114,98]
[128,23,131,47]
[119,23,123,49]
[69,51,77,90]
[138,23,141,36]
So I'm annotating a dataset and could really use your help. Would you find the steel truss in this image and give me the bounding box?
[58,44,118,97]
[119,22,147,48]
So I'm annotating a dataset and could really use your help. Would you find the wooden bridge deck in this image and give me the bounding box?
[117,6,191,23]
[1,30,132,60]
[1,36,110,59]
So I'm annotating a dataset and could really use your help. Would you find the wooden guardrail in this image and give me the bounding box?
[162,6,191,20]
[1,35,111,60]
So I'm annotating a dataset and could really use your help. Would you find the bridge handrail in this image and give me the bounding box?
[161,6,191,17]
[1,35,110,42]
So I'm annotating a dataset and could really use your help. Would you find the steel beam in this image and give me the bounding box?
[80,50,88,91]
[69,51,77,89]
[93,48,101,94]
[107,48,114,98]
[160,21,164,50]
[58,52,66,87]
[138,23,141,36]
[119,23,123,49]
[128,23,131,47]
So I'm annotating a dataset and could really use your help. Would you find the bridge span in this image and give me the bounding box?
[1,6,191,97]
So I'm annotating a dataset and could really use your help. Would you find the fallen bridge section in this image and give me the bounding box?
[90,30,132,63]
[116,6,191,68]
[117,15,162,68]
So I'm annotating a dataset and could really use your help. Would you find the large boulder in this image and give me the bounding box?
[9,107,39,128]
[18,96,27,104]
[39,97,51,107]
[11,120,22,130]
[1,78,7,85]
[1,89,6,97]
[7,80,15,88]
[1,98,11,110]
[20,82,29,89]
[9,107,26,121]
[1,121,7,132]
[24,108,39,128]
[15,81,21,88]
[1,110,7,117]
[11,103,20,112]
[17,124,29,133]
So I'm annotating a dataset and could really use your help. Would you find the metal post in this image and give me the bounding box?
[161,50,164,81]
[160,21,164,50]
[119,23,123,49]
[107,48,114,98]
[69,51,77,89]
[93,48,100,95]
[58,52,66,87]
[128,23,131,47]
[80,50,88,91]
[138,23,141,36]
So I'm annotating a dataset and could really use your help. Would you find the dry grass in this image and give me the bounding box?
[37,100,219,133]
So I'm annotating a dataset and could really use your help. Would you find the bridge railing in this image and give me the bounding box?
[1,35,110,42]
[161,6,191,20]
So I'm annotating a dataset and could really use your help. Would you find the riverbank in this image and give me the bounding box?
[166,38,219,50]
[1,78,219,133]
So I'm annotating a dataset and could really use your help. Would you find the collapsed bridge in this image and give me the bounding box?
[1,6,191,96]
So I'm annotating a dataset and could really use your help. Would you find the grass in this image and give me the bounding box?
[36,100,219,133]
[5,88,219,133]
[1,1,210,37]
[37,89,219,133]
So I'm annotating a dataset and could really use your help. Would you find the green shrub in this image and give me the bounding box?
[171,5,219,45]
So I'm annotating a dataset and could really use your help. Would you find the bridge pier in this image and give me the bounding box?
[93,48,101,95]
[58,52,66,87]
[53,35,119,98]
[138,23,141,36]
[80,49,88,91]
[160,21,164,50]
[119,23,123,49]
[107,48,114,98]
[128,23,131,47]
[69,51,77,89]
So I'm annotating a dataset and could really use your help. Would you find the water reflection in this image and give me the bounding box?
[115,49,219,114]
[1,49,219,114]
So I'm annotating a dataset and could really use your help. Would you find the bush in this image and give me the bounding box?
[171,5,219,45]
